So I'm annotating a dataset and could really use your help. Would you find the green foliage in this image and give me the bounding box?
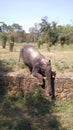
[50,33,58,45]
[37,36,44,48]
[1,34,7,48]
[1,19,73,45]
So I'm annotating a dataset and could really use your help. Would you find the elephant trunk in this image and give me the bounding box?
[45,60,52,97]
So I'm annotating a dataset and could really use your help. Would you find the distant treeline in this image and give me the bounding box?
[0,17,73,47]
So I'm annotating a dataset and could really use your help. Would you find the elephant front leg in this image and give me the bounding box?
[32,65,44,87]
[32,69,43,84]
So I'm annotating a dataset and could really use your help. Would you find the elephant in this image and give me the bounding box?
[19,45,54,98]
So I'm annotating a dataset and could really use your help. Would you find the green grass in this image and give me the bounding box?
[0,90,73,130]
[0,58,25,73]
[0,58,16,72]
[35,43,73,51]
[55,100,73,130]
[54,60,73,72]
[50,43,73,51]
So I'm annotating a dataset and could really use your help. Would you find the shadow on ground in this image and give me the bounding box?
[0,90,67,130]
[0,59,14,99]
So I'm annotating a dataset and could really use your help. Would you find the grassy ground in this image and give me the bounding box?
[0,43,73,130]
[0,90,73,130]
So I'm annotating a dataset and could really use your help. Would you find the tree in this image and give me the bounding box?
[50,21,58,45]
[1,34,7,48]
[38,17,58,50]
[12,23,22,32]
[39,17,51,47]
[57,24,73,45]
[14,30,26,43]
[0,22,8,48]
[0,26,2,32]
[8,33,14,52]
[11,23,26,43]
[29,23,40,43]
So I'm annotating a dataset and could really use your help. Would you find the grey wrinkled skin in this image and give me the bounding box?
[19,45,52,97]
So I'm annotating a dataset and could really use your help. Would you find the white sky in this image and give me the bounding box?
[0,0,73,32]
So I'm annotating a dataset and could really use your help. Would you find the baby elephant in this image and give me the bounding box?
[19,45,53,97]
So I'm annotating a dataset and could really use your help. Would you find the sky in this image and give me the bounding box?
[0,0,73,32]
